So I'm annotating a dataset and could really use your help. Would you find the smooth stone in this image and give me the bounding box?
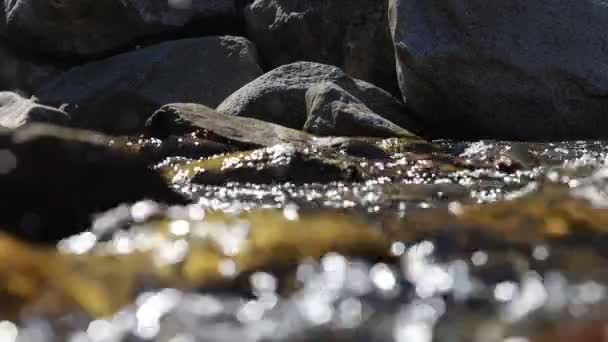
[145,103,315,149]
[36,36,262,135]
[217,62,419,132]
[304,82,418,138]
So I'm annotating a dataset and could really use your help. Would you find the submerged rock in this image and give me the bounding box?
[145,103,314,149]
[0,92,69,128]
[338,139,392,160]
[168,144,360,185]
[217,62,417,132]
[304,82,417,138]
[390,0,608,139]
[122,135,235,164]
[244,0,399,94]
[0,124,185,242]
[36,36,262,135]
[1,0,239,57]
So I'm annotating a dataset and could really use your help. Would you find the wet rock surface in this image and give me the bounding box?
[244,0,399,94]
[36,36,262,135]
[0,92,68,128]
[189,144,361,185]
[217,62,417,131]
[146,103,314,148]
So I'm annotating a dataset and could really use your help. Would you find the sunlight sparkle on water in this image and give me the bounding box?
[0,321,18,342]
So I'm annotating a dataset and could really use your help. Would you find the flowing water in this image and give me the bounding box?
[5,139,608,342]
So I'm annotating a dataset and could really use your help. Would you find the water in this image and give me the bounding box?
[5,139,608,342]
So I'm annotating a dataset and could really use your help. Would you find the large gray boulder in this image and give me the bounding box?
[389,0,608,140]
[0,92,69,128]
[217,62,418,132]
[1,0,238,56]
[36,36,262,135]
[304,82,417,138]
[244,0,398,94]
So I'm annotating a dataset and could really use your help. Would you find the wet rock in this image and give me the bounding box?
[389,0,608,139]
[187,144,360,185]
[145,103,314,149]
[217,62,417,131]
[376,137,440,154]
[36,36,262,135]
[454,141,541,171]
[1,0,239,57]
[0,92,69,128]
[304,82,417,138]
[338,140,392,160]
[244,0,399,94]
[124,135,235,163]
[380,183,470,203]
[0,40,64,94]
[0,124,185,242]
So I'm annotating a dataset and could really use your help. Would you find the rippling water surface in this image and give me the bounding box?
[6,140,608,342]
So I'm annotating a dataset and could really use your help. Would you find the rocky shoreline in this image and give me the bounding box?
[2,1,608,342]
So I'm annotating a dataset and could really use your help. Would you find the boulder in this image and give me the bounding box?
[304,82,418,138]
[389,0,608,139]
[0,124,186,242]
[0,40,64,94]
[244,0,399,94]
[0,92,69,128]
[217,62,418,132]
[145,103,315,149]
[36,36,262,135]
[1,0,239,57]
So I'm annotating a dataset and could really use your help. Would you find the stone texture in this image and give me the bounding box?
[146,103,315,149]
[1,0,239,56]
[390,0,608,139]
[0,124,185,242]
[36,36,262,135]
[0,91,68,128]
[217,62,418,132]
[304,82,417,138]
[244,0,399,94]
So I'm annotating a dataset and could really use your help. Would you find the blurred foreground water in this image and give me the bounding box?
[5,140,608,342]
